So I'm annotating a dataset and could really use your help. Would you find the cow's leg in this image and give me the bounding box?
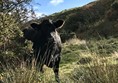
[36,62,44,73]
[53,67,60,83]
[53,56,60,83]
[40,64,44,73]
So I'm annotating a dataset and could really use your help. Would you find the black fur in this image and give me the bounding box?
[22,19,64,83]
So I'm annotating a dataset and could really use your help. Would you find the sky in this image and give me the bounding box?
[30,0,96,17]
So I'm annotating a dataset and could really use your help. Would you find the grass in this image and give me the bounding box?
[71,53,118,83]
[0,62,42,83]
[1,38,118,83]
[61,38,118,83]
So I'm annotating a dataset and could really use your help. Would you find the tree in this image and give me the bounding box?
[0,0,35,60]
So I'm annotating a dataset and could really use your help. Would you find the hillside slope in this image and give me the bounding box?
[47,0,118,42]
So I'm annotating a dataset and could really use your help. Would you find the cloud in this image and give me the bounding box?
[50,0,64,6]
[35,11,48,17]
[27,11,45,21]
[35,12,43,17]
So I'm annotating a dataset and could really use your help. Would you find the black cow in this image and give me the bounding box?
[22,19,64,83]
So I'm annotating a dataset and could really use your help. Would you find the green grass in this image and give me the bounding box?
[0,62,42,83]
[1,38,118,83]
[71,57,118,83]
[61,38,118,83]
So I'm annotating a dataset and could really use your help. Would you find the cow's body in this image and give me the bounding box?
[23,19,64,83]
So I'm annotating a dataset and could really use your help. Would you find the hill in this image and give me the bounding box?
[47,0,118,42]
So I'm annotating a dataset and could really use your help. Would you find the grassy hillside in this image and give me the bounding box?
[47,0,118,42]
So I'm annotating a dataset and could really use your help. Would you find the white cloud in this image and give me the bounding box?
[50,0,64,6]
[35,12,43,17]
[27,12,45,21]
[35,11,48,18]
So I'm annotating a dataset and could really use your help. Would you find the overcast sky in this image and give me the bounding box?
[30,0,96,17]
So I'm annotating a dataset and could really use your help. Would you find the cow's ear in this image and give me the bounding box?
[53,20,64,29]
[30,23,39,30]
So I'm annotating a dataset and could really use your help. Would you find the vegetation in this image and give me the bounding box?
[0,0,37,82]
[0,0,118,83]
[0,0,36,64]
[48,0,118,42]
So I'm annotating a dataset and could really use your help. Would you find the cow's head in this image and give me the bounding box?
[23,19,64,43]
